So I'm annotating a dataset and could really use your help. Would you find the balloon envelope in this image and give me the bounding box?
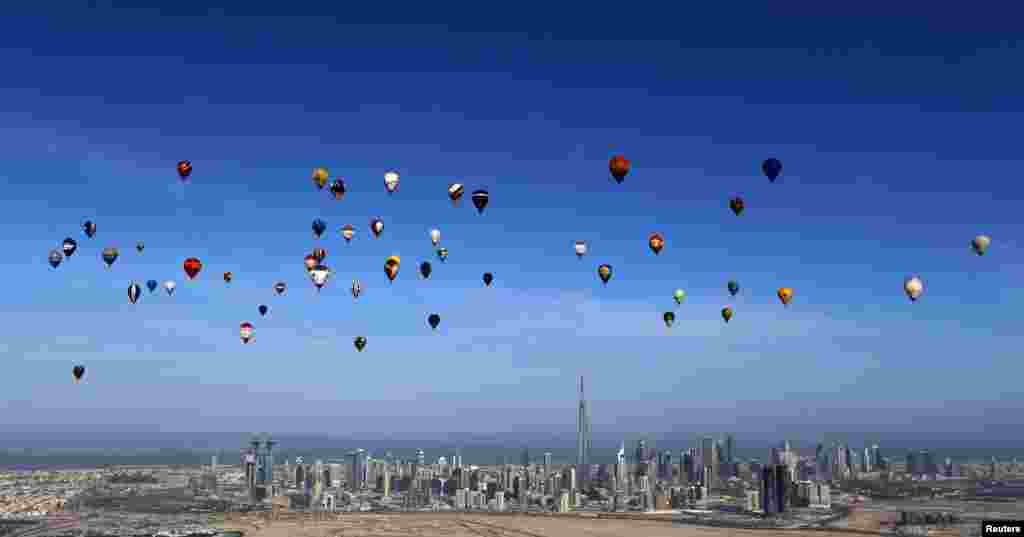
[420,262,432,279]
[274,281,287,295]
[597,264,612,284]
[609,155,631,183]
[482,272,494,286]
[183,258,202,279]
[574,240,587,258]
[177,160,193,180]
[258,305,268,316]
[448,183,465,204]
[971,235,992,256]
[311,167,328,190]
[164,280,177,295]
[428,313,441,330]
[673,289,686,305]
[72,365,85,383]
[721,307,734,323]
[354,336,367,352]
[762,158,783,182]
[62,238,77,257]
[471,189,489,214]
[48,250,63,268]
[384,171,400,193]
[146,280,158,293]
[128,283,141,304]
[904,276,924,302]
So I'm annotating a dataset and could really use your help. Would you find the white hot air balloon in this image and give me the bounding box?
[309,265,331,292]
[430,229,441,247]
[904,276,924,302]
[574,240,587,259]
[164,280,177,296]
[128,282,141,305]
[351,279,362,299]
[384,170,400,194]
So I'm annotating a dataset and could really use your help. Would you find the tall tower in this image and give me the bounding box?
[264,437,276,486]
[576,375,591,480]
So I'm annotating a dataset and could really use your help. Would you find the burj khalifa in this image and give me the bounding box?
[576,375,591,486]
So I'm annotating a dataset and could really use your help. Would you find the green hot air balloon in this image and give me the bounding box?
[673,289,686,305]
[663,311,675,328]
[721,307,734,323]
[354,336,367,352]
[727,280,740,297]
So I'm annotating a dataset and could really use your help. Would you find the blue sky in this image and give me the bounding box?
[3,2,1024,438]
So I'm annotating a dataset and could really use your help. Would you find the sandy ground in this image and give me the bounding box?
[220,513,877,537]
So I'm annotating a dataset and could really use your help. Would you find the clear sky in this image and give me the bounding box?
[3,2,1023,440]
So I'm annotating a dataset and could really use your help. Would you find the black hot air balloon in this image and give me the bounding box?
[420,261,432,279]
[258,304,268,316]
[128,282,142,305]
[312,218,327,239]
[482,272,493,287]
[729,197,745,216]
[274,281,287,295]
[471,189,489,214]
[82,220,97,238]
[72,365,85,384]
[62,238,77,257]
[428,313,441,330]
[48,250,63,269]
[136,241,145,254]
[762,158,783,182]
[727,280,740,297]
[354,336,367,352]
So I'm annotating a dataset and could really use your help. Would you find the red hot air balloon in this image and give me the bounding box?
[648,232,665,255]
[183,258,202,280]
[177,160,193,181]
[609,155,631,184]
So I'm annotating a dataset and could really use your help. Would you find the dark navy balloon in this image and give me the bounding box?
[482,272,494,287]
[420,261,432,279]
[312,218,327,239]
[428,313,441,330]
[82,220,97,238]
[146,280,158,293]
[762,158,783,182]
[258,304,268,316]
[62,238,78,257]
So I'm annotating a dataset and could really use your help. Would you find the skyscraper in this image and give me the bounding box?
[725,434,735,464]
[576,376,591,474]
[543,452,552,477]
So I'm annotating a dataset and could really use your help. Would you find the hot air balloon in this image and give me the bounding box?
[597,264,612,285]
[146,280,158,293]
[721,307,734,323]
[341,224,355,243]
[904,276,924,302]
[329,178,346,200]
[673,288,686,305]
[258,305,268,316]
[351,279,362,299]
[62,238,77,257]
[430,229,441,247]
[471,189,489,214]
[177,160,193,181]
[312,218,327,239]
[482,272,494,287]
[136,241,145,254]
[777,287,794,307]
[762,158,783,182]
[101,247,119,269]
[971,235,992,256]
[420,261,432,279]
[309,265,331,291]
[663,311,675,328]
[428,313,441,330]
[83,220,97,238]
[384,170,400,194]
[370,217,384,238]
[164,280,177,296]
[727,280,740,297]
[183,258,202,279]
[729,197,745,216]
[609,155,631,184]
[128,282,142,304]
[354,336,367,352]
[72,365,85,384]
[240,322,254,344]
[437,248,449,263]
[648,233,665,255]
[384,256,401,283]
[274,281,287,295]
[311,167,328,190]
[48,250,63,269]
[223,272,233,284]
[448,183,465,205]
[574,240,587,259]
[312,248,327,263]
[304,254,317,272]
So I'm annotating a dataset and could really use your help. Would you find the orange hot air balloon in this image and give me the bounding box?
[384,256,401,283]
[648,232,665,255]
[183,257,202,279]
[176,160,193,180]
[609,155,630,183]
[223,271,233,284]
[777,287,794,306]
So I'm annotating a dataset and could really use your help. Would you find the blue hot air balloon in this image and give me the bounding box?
[146,280,158,293]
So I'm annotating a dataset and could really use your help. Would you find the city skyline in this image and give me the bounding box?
[3,3,1023,434]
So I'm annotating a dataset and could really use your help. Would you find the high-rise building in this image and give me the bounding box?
[521,447,530,467]
[349,449,366,491]
[543,452,552,476]
[725,435,735,464]
[416,449,426,466]
[576,376,591,482]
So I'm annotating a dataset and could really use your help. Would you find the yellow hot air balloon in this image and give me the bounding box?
[777,287,794,306]
[311,167,328,190]
[384,256,401,283]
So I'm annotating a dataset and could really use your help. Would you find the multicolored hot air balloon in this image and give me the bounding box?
[609,155,631,184]
[223,272,233,284]
[311,167,329,190]
[574,240,587,259]
[471,189,489,214]
[729,197,745,216]
[136,241,145,254]
[354,336,367,352]
[128,282,141,305]
[384,256,401,283]
[384,170,400,194]
[82,220,97,238]
[597,264,612,285]
[648,233,665,255]
[258,305,268,316]
[329,178,346,200]
[341,224,355,243]
[304,254,317,272]
[183,258,202,279]
[971,235,992,256]
[904,276,924,302]
[663,311,675,328]
[62,238,77,257]
[177,160,193,181]
[727,280,740,297]
[309,265,331,291]
[673,288,686,305]
[48,250,63,269]
[762,158,783,182]
[370,217,384,238]
[430,229,441,247]
[312,218,327,239]
[777,287,794,307]
[312,248,327,263]
[72,365,85,384]
[428,313,441,330]
[101,247,119,269]
[437,248,449,263]
[721,307,734,323]
[448,183,465,205]
[146,280,158,293]
[351,279,362,299]
[482,272,494,287]
[239,322,254,344]
[420,261,432,279]
[164,280,177,296]
[274,281,287,295]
